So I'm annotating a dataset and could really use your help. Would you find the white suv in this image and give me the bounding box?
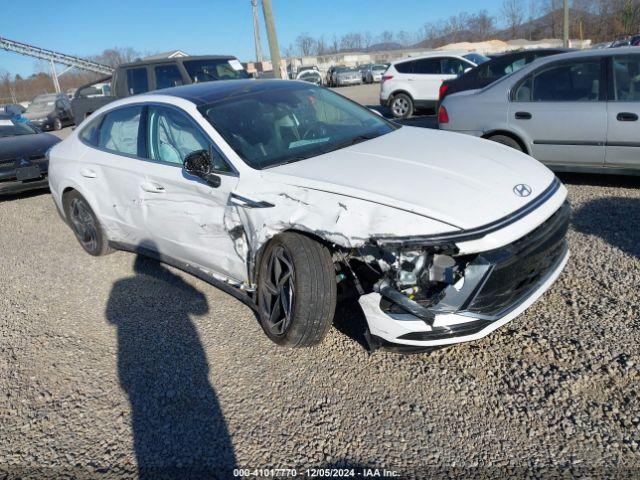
[380,52,482,118]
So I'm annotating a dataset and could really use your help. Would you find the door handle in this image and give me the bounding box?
[80,168,97,178]
[515,111,532,120]
[617,112,638,121]
[140,182,165,193]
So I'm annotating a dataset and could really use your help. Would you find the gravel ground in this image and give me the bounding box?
[1,91,639,478]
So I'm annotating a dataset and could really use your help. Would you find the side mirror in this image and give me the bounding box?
[183,149,221,188]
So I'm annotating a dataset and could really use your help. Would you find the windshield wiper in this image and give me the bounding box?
[262,133,381,170]
[319,133,379,155]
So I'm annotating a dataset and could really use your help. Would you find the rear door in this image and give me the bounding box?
[605,55,640,168]
[508,58,607,167]
[81,105,149,244]
[411,58,442,101]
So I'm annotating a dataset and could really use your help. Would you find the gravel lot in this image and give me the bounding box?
[1,86,639,478]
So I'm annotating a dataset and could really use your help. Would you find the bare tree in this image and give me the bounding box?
[503,0,525,38]
[378,30,394,45]
[468,10,496,40]
[295,34,317,56]
[363,31,373,50]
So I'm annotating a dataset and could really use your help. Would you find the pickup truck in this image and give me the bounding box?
[71,55,248,124]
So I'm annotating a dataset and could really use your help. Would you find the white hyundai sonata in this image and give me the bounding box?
[48,80,569,352]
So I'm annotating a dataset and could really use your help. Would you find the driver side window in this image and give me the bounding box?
[147,105,231,172]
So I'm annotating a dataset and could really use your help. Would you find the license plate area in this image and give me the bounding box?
[16,165,42,181]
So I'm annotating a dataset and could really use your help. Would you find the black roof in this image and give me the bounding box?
[154,79,307,105]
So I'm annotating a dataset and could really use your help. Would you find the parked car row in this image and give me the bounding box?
[439,47,640,175]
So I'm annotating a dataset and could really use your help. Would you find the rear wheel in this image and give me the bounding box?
[63,191,111,256]
[390,93,413,118]
[257,232,336,347]
[486,134,523,152]
[53,118,62,131]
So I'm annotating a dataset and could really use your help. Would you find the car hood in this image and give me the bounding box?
[268,126,555,230]
[0,133,60,162]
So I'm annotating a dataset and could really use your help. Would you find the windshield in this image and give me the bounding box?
[200,83,397,169]
[372,65,387,72]
[463,53,490,65]
[183,59,249,82]
[26,96,56,113]
[0,117,38,138]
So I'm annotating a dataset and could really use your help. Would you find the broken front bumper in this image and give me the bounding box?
[359,201,570,347]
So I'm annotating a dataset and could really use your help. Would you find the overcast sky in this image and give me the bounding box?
[1,0,508,76]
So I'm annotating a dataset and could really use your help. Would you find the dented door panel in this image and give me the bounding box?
[139,162,246,283]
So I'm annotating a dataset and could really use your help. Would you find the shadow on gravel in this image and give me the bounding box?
[333,300,371,351]
[557,172,640,189]
[572,196,640,259]
[0,188,49,203]
[106,249,236,479]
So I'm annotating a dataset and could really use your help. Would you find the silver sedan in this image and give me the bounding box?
[439,48,640,175]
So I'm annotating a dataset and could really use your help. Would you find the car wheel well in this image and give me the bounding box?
[251,229,339,285]
[482,130,528,154]
[389,90,414,102]
[62,187,77,197]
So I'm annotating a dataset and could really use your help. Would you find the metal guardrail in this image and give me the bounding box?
[0,36,114,75]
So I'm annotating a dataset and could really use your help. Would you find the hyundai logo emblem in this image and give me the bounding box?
[513,184,532,197]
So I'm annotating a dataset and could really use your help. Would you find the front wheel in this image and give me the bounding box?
[257,232,336,347]
[390,93,413,118]
[53,118,62,130]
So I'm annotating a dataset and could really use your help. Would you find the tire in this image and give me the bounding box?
[62,191,112,256]
[257,232,337,347]
[390,93,413,118]
[53,117,62,131]
[486,134,523,152]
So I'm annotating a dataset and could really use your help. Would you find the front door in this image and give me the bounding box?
[508,58,607,167]
[140,104,247,283]
[605,55,640,168]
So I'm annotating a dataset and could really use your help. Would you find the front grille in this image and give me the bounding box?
[463,201,570,316]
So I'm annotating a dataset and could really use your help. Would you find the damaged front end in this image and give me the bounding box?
[337,201,571,348]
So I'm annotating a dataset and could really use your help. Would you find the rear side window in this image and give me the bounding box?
[79,116,102,146]
[155,65,184,90]
[395,61,413,74]
[612,57,640,101]
[98,106,143,156]
[441,58,471,75]
[515,61,602,102]
[183,59,249,82]
[126,68,149,95]
[413,59,440,74]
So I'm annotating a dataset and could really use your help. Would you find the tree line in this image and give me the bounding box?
[287,0,640,57]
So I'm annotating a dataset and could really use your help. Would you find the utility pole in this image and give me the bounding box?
[563,0,569,48]
[261,0,283,79]
[251,0,263,63]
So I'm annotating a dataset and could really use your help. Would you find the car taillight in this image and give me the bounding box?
[439,83,448,100]
[438,105,449,124]
[381,75,393,83]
